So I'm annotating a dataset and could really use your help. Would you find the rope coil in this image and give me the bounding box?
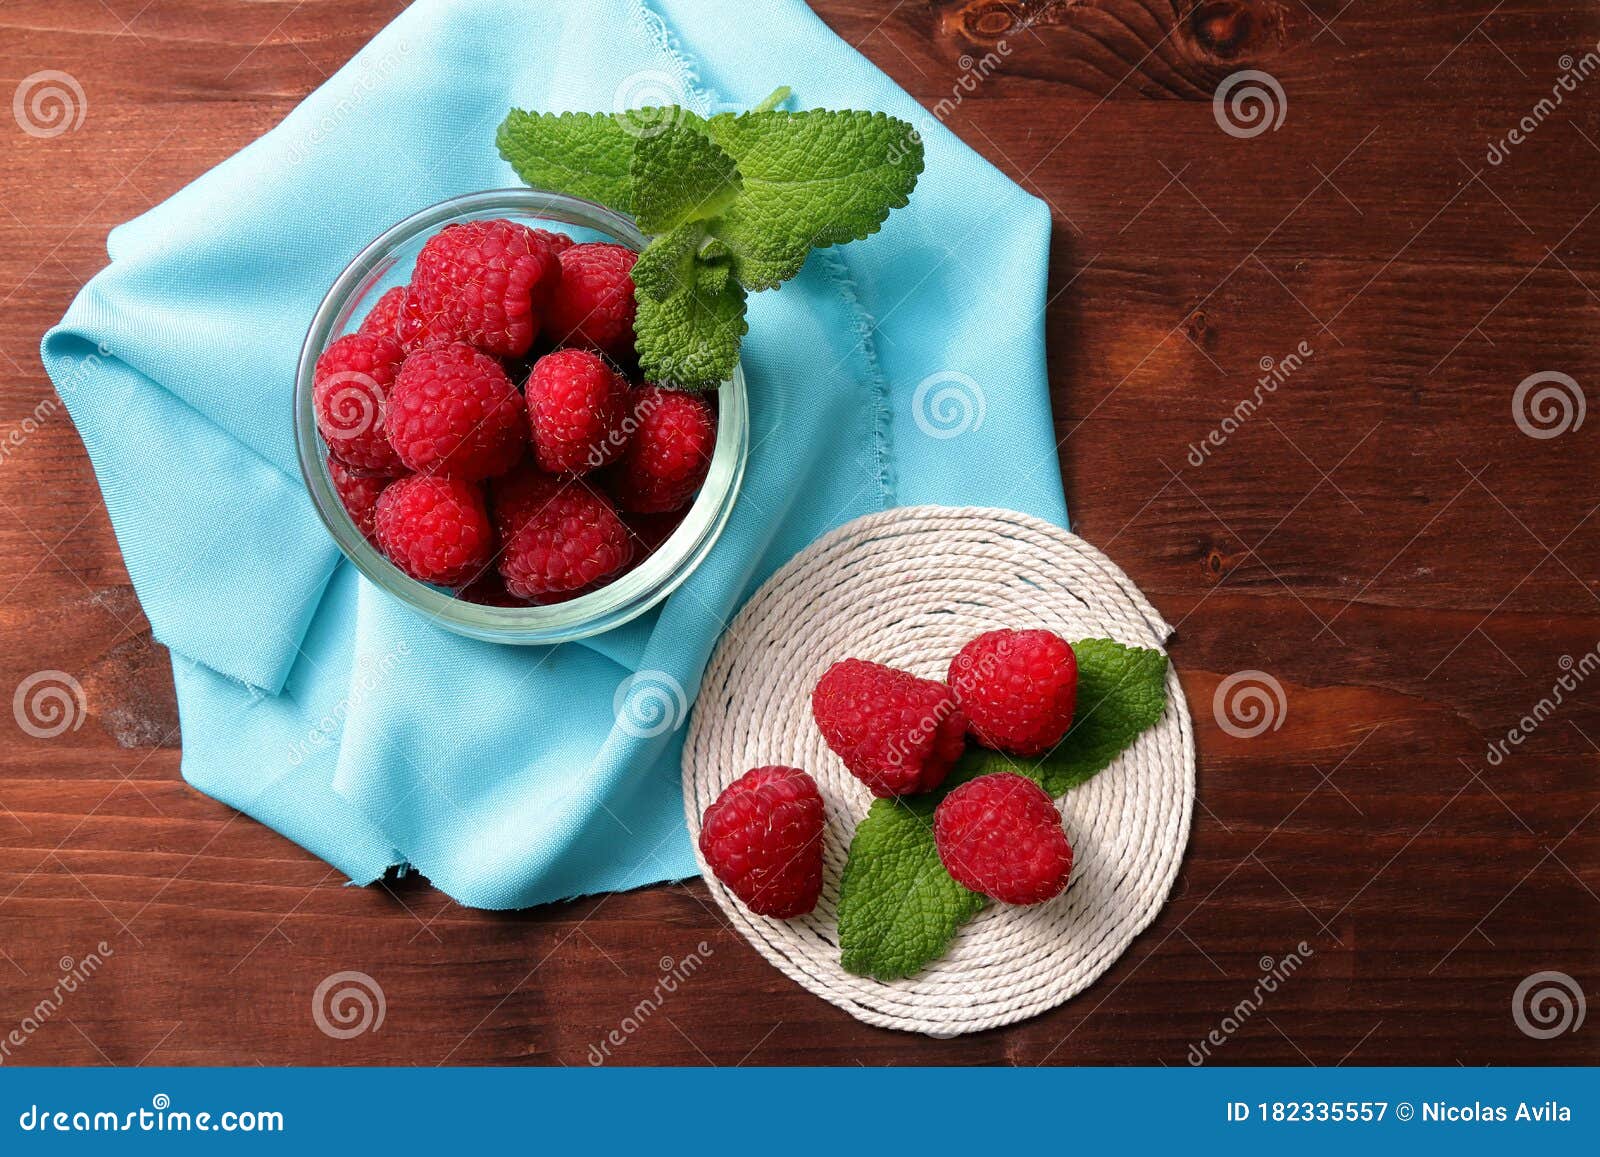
[683,506,1195,1035]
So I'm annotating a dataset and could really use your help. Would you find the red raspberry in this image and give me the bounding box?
[544,242,637,359]
[811,659,967,797]
[531,227,574,255]
[949,629,1078,757]
[491,467,633,600]
[524,349,630,475]
[386,342,526,480]
[398,219,561,357]
[313,333,405,473]
[373,475,493,588]
[699,766,825,918]
[934,773,1072,905]
[357,285,407,342]
[326,455,395,543]
[609,385,716,514]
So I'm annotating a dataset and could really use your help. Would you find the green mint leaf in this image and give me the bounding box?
[954,639,1169,796]
[495,110,637,212]
[630,121,744,235]
[836,639,1168,979]
[701,109,924,289]
[837,795,985,981]
[633,224,746,389]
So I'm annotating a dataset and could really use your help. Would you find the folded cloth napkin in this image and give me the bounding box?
[41,0,1067,908]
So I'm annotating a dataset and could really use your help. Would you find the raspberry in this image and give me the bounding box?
[357,285,407,342]
[373,475,493,587]
[313,332,405,473]
[386,342,526,480]
[524,349,630,475]
[326,455,395,543]
[811,659,967,797]
[698,766,825,918]
[491,467,633,600]
[544,242,637,359]
[949,629,1078,757]
[398,219,561,357]
[933,773,1072,905]
[608,385,716,514]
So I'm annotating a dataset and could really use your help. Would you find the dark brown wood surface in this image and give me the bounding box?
[1,0,1596,1066]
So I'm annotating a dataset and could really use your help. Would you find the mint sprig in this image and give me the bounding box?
[496,87,923,389]
[836,639,1170,981]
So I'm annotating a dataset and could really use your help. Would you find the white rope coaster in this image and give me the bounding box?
[682,506,1195,1036]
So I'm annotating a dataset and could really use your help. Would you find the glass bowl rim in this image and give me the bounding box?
[293,187,748,645]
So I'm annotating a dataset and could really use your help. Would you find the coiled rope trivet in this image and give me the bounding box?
[682,506,1194,1036]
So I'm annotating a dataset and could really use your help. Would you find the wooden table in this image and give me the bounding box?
[1,0,1596,1066]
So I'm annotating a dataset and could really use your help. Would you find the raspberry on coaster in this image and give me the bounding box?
[811,658,967,797]
[373,474,493,588]
[356,285,408,343]
[544,242,638,360]
[326,455,395,544]
[524,348,630,475]
[948,629,1078,757]
[608,385,717,514]
[386,342,527,480]
[933,773,1073,905]
[491,467,633,601]
[398,218,561,357]
[313,332,405,474]
[699,766,825,918]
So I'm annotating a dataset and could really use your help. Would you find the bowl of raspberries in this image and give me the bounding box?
[294,189,747,644]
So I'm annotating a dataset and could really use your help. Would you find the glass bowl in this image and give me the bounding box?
[294,189,748,645]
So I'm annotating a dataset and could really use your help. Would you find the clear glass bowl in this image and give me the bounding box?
[294,189,748,645]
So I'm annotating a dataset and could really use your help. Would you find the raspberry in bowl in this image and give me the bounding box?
[294,189,747,645]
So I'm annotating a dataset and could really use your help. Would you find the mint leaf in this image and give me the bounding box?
[835,638,1168,979]
[630,122,743,235]
[954,639,1169,796]
[837,795,984,981]
[495,110,637,212]
[633,226,746,389]
[702,109,924,289]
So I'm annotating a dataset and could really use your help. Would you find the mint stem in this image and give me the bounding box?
[751,86,792,114]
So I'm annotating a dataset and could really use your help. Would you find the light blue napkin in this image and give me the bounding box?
[41,0,1067,908]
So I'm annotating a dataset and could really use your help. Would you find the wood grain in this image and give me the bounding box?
[0,0,1596,1066]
